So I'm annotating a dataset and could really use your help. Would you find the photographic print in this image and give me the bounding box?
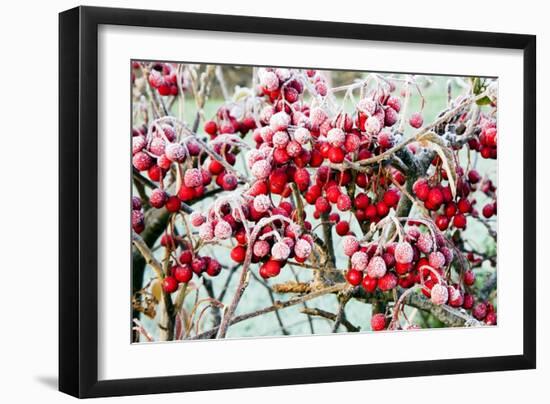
[130,61,498,342]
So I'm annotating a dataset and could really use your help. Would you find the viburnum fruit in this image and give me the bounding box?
[162,276,178,293]
[173,265,193,283]
[371,313,386,331]
[259,260,282,279]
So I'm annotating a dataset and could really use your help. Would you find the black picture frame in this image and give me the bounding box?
[59,5,536,398]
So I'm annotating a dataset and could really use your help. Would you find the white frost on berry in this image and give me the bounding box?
[351,251,369,271]
[342,235,359,257]
[294,239,312,259]
[430,284,449,305]
[367,256,387,279]
[214,220,232,240]
[253,194,271,213]
[271,241,291,261]
[327,128,346,147]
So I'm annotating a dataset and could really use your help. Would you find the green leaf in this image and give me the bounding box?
[476,96,492,106]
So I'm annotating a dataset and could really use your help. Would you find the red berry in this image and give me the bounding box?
[383,189,400,207]
[336,194,352,211]
[346,269,363,286]
[409,112,423,128]
[427,188,444,208]
[354,193,370,209]
[376,201,389,217]
[485,312,497,325]
[149,189,168,208]
[435,215,449,231]
[162,276,178,293]
[173,265,193,283]
[206,259,222,277]
[259,260,282,279]
[482,203,495,218]
[371,313,386,331]
[378,272,398,291]
[204,120,218,137]
[230,245,247,263]
[362,275,377,293]
[473,302,488,320]
[453,214,467,229]
[464,270,476,286]
[328,146,345,163]
[165,195,181,213]
[413,178,430,201]
[468,170,481,184]
[315,197,331,214]
[457,198,472,214]
[335,221,350,236]
[463,294,474,309]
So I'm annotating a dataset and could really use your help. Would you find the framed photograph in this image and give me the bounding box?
[59,6,536,398]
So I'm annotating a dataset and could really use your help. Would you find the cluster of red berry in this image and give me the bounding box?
[161,243,222,293]
[145,62,183,96]
[469,115,497,159]
[132,63,498,330]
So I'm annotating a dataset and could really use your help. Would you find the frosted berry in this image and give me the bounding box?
[387,96,401,112]
[198,222,214,241]
[253,240,270,258]
[473,302,488,320]
[430,284,449,305]
[273,131,290,147]
[214,220,232,239]
[394,242,414,264]
[132,135,147,154]
[371,313,386,331]
[416,233,433,254]
[365,116,381,135]
[190,212,206,227]
[132,196,142,210]
[259,70,279,91]
[132,151,153,171]
[269,111,290,131]
[294,127,311,144]
[327,128,346,147]
[378,272,398,291]
[294,239,312,259]
[428,251,445,269]
[253,194,271,213]
[149,189,167,208]
[342,235,359,256]
[272,241,291,261]
[184,168,202,188]
[367,256,387,279]
[251,159,271,179]
[351,251,369,271]
[165,142,186,162]
[336,194,352,211]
